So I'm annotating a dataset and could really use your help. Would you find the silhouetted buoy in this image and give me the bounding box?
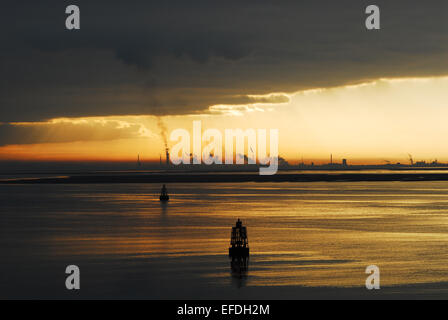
[159,184,169,202]
[229,219,249,257]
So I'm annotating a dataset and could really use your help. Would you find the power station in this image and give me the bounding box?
[165,148,170,166]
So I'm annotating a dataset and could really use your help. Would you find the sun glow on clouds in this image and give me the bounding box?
[1,76,448,163]
[209,104,266,116]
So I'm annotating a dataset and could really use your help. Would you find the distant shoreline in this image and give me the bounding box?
[2,172,448,184]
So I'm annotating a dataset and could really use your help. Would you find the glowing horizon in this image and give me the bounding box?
[1,76,448,165]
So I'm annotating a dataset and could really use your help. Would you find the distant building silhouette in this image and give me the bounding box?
[165,148,170,166]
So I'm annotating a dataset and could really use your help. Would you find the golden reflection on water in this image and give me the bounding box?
[45,181,448,289]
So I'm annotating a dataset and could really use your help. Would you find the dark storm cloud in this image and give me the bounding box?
[0,0,447,122]
[0,120,146,146]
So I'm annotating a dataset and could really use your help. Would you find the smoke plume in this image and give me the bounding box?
[156,117,168,148]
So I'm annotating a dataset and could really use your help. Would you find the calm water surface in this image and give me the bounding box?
[1,181,448,299]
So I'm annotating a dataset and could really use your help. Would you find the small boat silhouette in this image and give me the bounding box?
[229,219,249,257]
[159,184,169,201]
